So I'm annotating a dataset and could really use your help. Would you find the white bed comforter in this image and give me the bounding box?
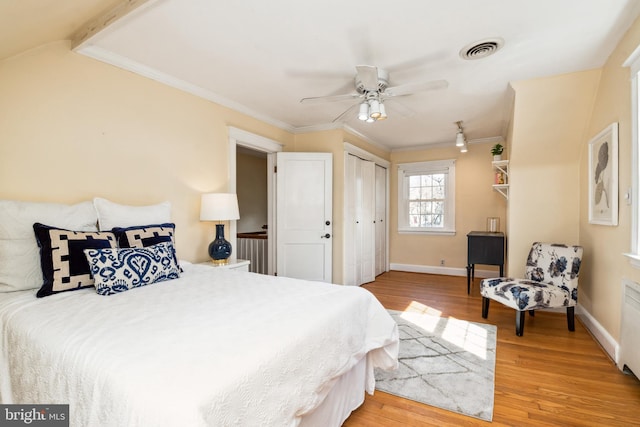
[0,264,398,426]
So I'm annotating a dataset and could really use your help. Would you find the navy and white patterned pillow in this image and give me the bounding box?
[33,223,117,298]
[112,223,182,271]
[84,241,181,296]
[112,223,176,248]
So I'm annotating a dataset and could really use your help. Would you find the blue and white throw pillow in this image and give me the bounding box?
[33,223,117,298]
[112,223,176,248]
[84,241,181,296]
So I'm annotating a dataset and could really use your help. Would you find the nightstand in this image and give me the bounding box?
[199,259,250,272]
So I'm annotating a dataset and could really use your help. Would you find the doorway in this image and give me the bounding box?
[228,127,282,276]
[236,146,269,274]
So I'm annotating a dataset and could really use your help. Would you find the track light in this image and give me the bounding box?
[455,121,468,152]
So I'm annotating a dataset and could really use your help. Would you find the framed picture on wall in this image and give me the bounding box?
[588,122,618,226]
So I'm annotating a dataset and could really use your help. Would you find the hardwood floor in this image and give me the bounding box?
[343,271,640,427]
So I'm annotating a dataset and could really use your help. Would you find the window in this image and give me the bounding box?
[398,159,456,234]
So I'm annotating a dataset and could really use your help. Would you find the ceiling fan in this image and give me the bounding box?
[300,65,448,123]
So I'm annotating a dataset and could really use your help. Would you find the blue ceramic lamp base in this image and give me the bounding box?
[208,224,232,265]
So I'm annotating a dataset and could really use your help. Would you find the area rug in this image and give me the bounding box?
[375,310,497,421]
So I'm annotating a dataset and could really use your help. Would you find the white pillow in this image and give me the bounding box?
[94,198,171,231]
[0,200,98,292]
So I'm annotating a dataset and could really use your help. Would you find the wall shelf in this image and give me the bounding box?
[492,160,509,199]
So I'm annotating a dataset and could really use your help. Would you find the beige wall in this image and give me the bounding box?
[390,141,507,272]
[0,40,293,263]
[508,70,601,277]
[506,13,640,343]
[578,15,640,340]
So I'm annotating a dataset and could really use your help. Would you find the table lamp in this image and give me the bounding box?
[200,193,240,264]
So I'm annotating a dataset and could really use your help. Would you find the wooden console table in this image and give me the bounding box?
[466,231,505,294]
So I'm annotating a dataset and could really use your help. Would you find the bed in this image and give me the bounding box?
[0,198,399,426]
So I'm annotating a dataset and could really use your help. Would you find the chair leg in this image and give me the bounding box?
[482,297,490,319]
[567,306,575,331]
[529,310,535,317]
[516,311,525,336]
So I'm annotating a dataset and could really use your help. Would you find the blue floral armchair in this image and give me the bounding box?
[480,242,583,336]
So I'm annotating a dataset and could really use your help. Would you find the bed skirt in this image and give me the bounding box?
[300,356,367,426]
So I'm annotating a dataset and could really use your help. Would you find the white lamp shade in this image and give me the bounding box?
[455,131,465,147]
[200,193,240,221]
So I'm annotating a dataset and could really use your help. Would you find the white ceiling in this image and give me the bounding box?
[76,0,640,150]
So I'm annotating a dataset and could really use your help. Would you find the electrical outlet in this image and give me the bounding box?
[440,259,445,266]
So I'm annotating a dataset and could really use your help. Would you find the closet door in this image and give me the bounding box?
[359,160,376,284]
[375,164,387,276]
[343,154,375,286]
[344,154,358,286]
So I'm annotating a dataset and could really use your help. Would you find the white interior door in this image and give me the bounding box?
[276,152,332,282]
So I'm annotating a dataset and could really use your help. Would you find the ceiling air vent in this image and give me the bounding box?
[459,38,504,60]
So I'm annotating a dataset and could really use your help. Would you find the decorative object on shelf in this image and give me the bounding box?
[490,143,504,161]
[588,122,618,226]
[486,217,500,232]
[454,120,468,153]
[200,193,240,264]
[492,160,509,199]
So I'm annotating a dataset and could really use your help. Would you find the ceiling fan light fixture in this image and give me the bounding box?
[369,99,381,119]
[455,131,465,147]
[460,143,468,153]
[358,102,369,121]
[378,103,387,120]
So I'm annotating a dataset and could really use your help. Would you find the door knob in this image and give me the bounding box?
[321,233,331,238]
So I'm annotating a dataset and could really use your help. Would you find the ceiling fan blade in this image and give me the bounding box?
[332,103,360,123]
[384,98,416,118]
[300,93,362,104]
[384,79,449,97]
[356,65,379,92]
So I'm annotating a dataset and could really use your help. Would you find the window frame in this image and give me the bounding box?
[397,159,456,235]
[624,46,640,267]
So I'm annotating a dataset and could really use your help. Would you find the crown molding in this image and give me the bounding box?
[74,45,297,133]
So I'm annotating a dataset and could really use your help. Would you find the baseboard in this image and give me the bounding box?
[389,263,500,279]
[576,303,620,365]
